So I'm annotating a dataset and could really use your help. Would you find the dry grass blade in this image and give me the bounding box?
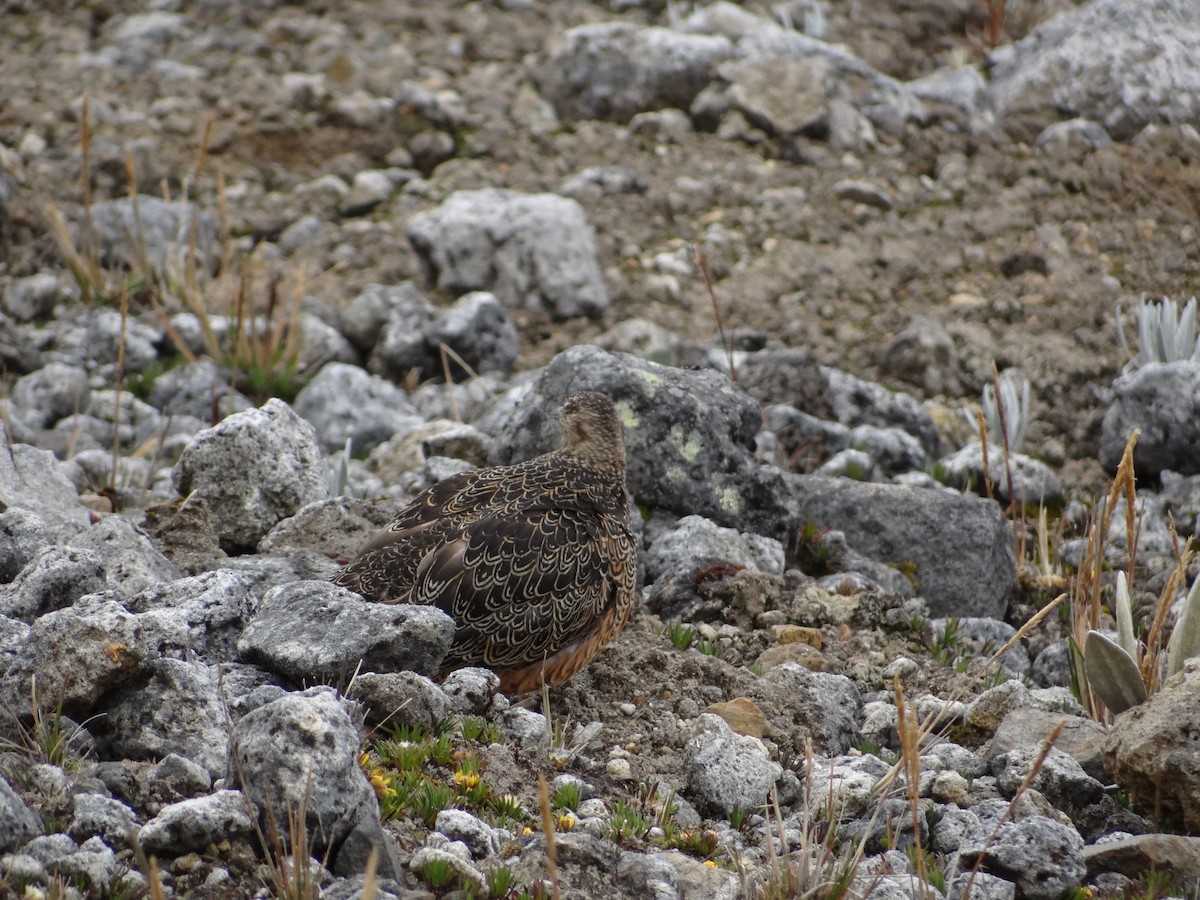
[692,244,736,381]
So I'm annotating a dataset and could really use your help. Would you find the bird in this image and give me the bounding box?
[333,390,638,694]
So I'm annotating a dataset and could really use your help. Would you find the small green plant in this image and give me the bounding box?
[728,803,750,831]
[696,640,722,658]
[664,622,695,651]
[408,781,455,827]
[0,677,88,770]
[461,717,501,745]
[930,619,962,666]
[609,798,652,844]
[421,857,456,891]
[490,793,527,824]
[553,781,581,812]
[484,865,516,899]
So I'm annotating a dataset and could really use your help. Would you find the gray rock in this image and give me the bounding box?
[407,189,608,320]
[440,667,500,715]
[992,745,1105,808]
[0,777,43,852]
[752,664,862,755]
[910,64,989,121]
[92,658,230,778]
[989,706,1108,783]
[347,671,449,732]
[125,569,259,661]
[989,0,1200,141]
[3,273,71,321]
[146,357,253,421]
[434,809,502,859]
[619,851,678,900]
[293,362,424,455]
[820,366,940,457]
[231,689,400,878]
[792,476,1015,618]
[340,169,395,216]
[1105,660,1200,831]
[0,615,30,672]
[371,290,520,383]
[539,23,733,123]
[10,363,90,429]
[48,837,118,895]
[645,515,784,586]
[502,707,548,749]
[940,442,1064,506]
[946,871,1016,900]
[88,196,217,273]
[1100,361,1200,477]
[1034,117,1113,155]
[0,441,91,541]
[881,314,962,397]
[68,516,180,597]
[148,753,213,801]
[238,580,455,681]
[43,307,160,376]
[762,403,850,470]
[490,345,793,540]
[426,291,520,378]
[0,508,53,584]
[138,789,256,856]
[1160,470,1200,537]
[0,546,106,622]
[9,598,151,710]
[683,713,782,817]
[67,793,139,849]
[339,282,432,356]
[949,814,1085,900]
[173,399,329,550]
[724,26,924,137]
[1030,638,1072,688]
[847,425,929,476]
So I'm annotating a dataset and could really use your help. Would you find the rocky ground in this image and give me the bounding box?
[1,0,1200,898]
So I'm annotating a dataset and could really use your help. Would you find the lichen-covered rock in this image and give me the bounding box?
[173,399,328,550]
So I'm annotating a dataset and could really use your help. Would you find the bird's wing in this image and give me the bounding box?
[409,507,619,672]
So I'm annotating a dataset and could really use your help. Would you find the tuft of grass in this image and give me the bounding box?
[609,798,653,845]
[696,639,722,658]
[0,677,90,771]
[663,622,695,651]
[44,102,320,407]
[552,781,581,812]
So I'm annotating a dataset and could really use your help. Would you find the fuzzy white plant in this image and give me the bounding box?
[1116,295,1200,371]
[965,369,1030,452]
